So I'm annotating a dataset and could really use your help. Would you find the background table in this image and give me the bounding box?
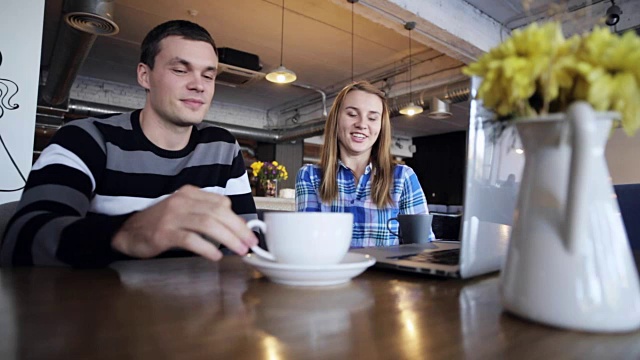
[1,255,639,359]
[253,197,296,212]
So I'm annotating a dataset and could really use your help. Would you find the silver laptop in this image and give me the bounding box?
[353,77,524,279]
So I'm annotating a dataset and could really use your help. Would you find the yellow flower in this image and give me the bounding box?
[464,21,640,135]
[250,160,288,182]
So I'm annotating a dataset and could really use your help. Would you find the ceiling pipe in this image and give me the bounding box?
[291,83,328,118]
[46,100,326,143]
[442,85,471,103]
[272,78,470,125]
[40,0,119,107]
[389,80,470,116]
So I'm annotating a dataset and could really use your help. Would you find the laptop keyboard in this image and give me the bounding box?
[396,249,460,266]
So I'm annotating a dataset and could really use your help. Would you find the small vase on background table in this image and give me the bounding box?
[261,179,278,198]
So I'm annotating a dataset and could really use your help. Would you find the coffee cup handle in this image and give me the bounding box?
[246,219,276,261]
[386,218,400,237]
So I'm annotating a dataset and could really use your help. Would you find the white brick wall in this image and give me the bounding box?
[207,101,266,129]
[69,76,423,154]
[70,76,268,128]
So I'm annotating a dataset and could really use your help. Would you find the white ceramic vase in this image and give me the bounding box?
[500,101,640,332]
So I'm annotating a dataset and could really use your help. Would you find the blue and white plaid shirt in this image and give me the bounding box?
[295,162,435,247]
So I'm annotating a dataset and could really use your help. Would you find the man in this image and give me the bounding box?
[0,20,258,267]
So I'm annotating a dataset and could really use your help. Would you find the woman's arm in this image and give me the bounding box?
[295,165,322,212]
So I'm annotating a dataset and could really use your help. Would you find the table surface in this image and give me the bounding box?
[1,255,640,360]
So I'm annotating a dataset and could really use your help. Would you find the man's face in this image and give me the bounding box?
[137,36,218,127]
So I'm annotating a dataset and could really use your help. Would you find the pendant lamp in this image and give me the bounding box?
[399,21,423,116]
[266,0,296,84]
[427,97,452,119]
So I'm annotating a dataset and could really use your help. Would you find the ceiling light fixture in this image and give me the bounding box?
[399,21,423,116]
[605,0,622,26]
[266,0,296,84]
[427,97,452,119]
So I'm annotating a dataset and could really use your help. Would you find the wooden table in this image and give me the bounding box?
[1,256,639,359]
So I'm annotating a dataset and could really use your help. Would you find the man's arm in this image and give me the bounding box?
[224,141,258,222]
[1,123,259,267]
[0,123,128,267]
[111,138,259,262]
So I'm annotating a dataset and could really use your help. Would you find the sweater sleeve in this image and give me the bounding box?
[0,123,132,267]
[224,141,257,222]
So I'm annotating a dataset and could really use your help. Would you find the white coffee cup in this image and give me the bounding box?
[247,212,353,265]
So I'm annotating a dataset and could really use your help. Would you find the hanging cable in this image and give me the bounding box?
[280,0,285,65]
[348,0,359,82]
[351,0,355,82]
[408,23,412,101]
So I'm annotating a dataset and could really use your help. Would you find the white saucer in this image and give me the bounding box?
[242,252,376,287]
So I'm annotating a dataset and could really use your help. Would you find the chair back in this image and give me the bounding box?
[614,184,640,250]
[0,201,19,241]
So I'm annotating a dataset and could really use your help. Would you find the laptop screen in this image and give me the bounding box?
[457,76,525,277]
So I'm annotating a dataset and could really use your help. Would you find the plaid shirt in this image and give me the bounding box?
[295,162,435,247]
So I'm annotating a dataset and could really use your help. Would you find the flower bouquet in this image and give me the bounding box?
[250,161,289,197]
[463,21,640,135]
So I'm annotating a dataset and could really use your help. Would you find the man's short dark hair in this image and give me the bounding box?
[140,20,218,69]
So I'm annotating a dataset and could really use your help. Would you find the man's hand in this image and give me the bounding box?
[111,185,258,261]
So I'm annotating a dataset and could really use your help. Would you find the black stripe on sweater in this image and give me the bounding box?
[48,125,106,180]
[26,165,94,196]
[96,164,236,198]
[228,193,257,215]
[12,213,59,266]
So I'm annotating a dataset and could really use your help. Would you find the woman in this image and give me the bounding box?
[295,80,434,247]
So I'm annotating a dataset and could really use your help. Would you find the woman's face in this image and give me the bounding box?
[336,90,383,159]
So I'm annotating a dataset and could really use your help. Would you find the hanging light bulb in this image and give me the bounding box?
[400,103,423,116]
[399,21,423,116]
[266,65,297,84]
[266,0,296,84]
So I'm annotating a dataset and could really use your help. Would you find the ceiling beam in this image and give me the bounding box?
[330,0,508,64]
[557,0,640,36]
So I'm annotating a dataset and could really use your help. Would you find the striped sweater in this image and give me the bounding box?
[0,110,257,267]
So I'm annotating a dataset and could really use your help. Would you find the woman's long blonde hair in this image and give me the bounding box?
[319,80,394,208]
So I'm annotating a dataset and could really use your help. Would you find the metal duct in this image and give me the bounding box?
[41,0,119,106]
[64,100,324,143]
[274,122,326,143]
[67,99,128,116]
[443,86,471,104]
[389,80,471,116]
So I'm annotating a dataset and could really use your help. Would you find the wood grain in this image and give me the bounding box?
[1,256,639,359]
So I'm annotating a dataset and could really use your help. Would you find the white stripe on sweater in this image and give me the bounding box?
[225,172,252,196]
[90,187,229,215]
[32,144,97,191]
